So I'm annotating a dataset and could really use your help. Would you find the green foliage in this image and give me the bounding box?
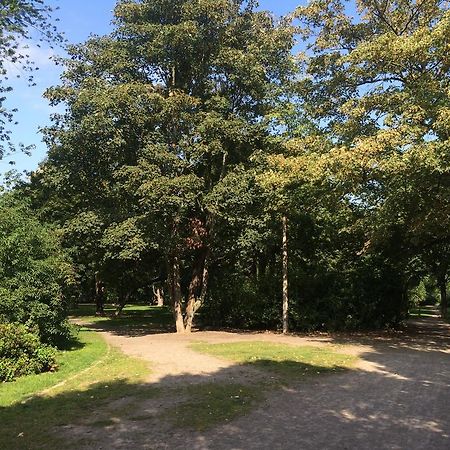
[0,323,57,382]
[0,328,152,450]
[203,274,280,329]
[0,0,63,158]
[282,0,450,322]
[0,193,73,346]
[409,280,427,309]
[23,0,450,330]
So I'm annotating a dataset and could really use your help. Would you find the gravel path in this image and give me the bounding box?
[102,329,369,385]
[63,315,450,449]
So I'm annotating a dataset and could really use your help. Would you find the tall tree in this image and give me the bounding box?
[296,0,450,317]
[37,0,296,332]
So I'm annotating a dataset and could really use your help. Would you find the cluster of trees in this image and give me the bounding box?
[2,0,449,336]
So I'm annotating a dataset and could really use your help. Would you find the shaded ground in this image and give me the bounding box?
[61,312,449,449]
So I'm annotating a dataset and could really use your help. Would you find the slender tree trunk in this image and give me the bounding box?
[95,272,105,316]
[199,253,209,304]
[282,215,289,334]
[153,284,164,306]
[438,277,448,318]
[168,255,185,333]
[115,291,129,316]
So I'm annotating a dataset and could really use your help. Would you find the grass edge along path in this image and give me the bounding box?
[160,340,359,432]
[0,328,152,450]
[190,341,358,379]
[0,328,107,407]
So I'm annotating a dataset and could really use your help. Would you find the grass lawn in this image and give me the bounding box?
[0,327,153,450]
[191,341,357,378]
[0,318,360,446]
[165,383,263,431]
[1,329,104,407]
[70,303,174,334]
[409,306,440,318]
[161,341,358,431]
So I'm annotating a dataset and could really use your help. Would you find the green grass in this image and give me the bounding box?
[191,341,357,378]
[0,329,104,407]
[409,307,439,318]
[0,321,360,445]
[162,341,358,431]
[165,383,263,431]
[70,303,173,334]
[71,303,156,318]
[0,328,153,450]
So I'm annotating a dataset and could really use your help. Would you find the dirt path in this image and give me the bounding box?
[102,329,370,385]
[63,316,450,449]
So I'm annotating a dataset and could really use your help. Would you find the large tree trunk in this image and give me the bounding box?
[282,215,289,334]
[168,255,185,333]
[438,277,448,318]
[184,249,207,333]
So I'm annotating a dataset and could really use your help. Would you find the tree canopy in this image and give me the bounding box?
[0,0,62,159]
[4,0,449,336]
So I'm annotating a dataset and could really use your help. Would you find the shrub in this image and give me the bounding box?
[0,193,74,347]
[0,323,57,382]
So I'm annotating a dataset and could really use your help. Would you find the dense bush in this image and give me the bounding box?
[205,274,281,330]
[205,242,408,332]
[0,193,73,346]
[0,323,57,382]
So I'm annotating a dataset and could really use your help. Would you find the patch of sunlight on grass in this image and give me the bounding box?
[191,341,357,378]
[0,328,153,450]
[70,303,173,331]
[0,329,105,407]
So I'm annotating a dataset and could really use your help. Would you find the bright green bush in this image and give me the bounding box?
[0,193,74,346]
[0,323,57,382]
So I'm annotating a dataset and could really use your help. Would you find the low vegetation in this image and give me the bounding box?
[165,383,263,431]
[70,303,173,333]
[161,341,358,432]
[0,194,73,348]
[191,341,357,379]
[0,328,151,449]
[0,323,57,382]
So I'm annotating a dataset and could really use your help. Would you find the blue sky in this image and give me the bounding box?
[3,0,303,176]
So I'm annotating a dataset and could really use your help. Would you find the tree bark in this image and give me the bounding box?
[115,291,129,316]
[199,253,209,305]
[95,272,105,316]
[184,249,207,332]
[438,277,448,318]
[153,284,164,306]
[282,215,289,334]
[168,255,185,333]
